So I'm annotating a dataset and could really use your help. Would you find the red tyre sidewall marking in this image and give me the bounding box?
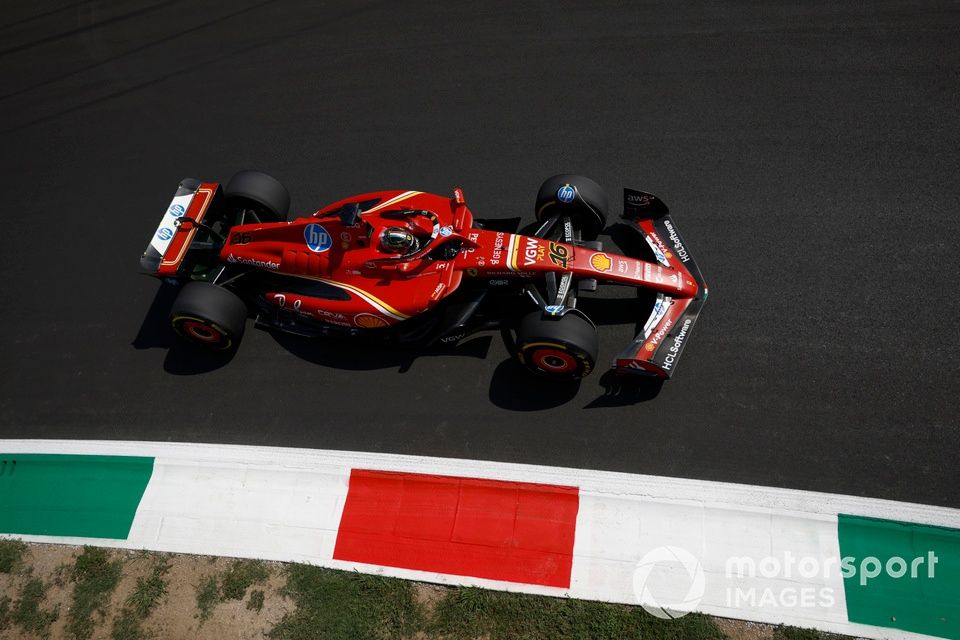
[184,321,218,342]
[531,347,578,374]
[173,316,231,349]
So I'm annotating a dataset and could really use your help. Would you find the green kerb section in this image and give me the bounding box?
[838,514,960,640]
[0,454,154,539]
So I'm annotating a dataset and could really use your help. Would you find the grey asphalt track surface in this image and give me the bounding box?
[1,1,958,507]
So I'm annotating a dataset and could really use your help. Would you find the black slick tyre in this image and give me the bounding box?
[170,282,248,350]
[535,174,609,240]
[224,170,290,222]
[515,311,599,379]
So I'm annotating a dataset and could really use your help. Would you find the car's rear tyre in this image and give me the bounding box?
[224,170,290,222]
[170,282,248,350]
[515,311,599,379]
[535,174,608,241]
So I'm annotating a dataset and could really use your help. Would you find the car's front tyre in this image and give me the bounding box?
[535,174,609,241]
[515,311,599,379]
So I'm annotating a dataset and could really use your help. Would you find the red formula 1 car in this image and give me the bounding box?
[140,172,708,379]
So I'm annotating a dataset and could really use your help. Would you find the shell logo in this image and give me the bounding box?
[645,343,656,352]
[590,253,612,273]
[354,314,388,329]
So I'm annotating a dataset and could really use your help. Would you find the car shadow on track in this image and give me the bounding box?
[134,270,666,401]
[133,282,496,374]
[268,331,493,372]
[586,372,664,407]
[132,282,240,375]
[132,281,180,351]
[487,355,663,411]
[488,358,582,411]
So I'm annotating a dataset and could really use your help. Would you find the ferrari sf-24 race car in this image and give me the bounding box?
[140,172,708,379]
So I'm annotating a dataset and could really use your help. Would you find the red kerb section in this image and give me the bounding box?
[333,469,580,588]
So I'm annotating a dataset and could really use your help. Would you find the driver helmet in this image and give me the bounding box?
[380,226,418,253]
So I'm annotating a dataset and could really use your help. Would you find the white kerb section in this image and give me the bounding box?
[128,453,351,564]
[572,494,847,630]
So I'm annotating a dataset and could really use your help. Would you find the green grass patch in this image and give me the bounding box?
[266,566,732,640]
[109,557,171,640]
[195,575,219,623]
[773,625,846,640]
[110,609,146,640]
[68,546,123,640]
[128,558,170,618]
[193,559,270,623]
[429,586,727,640]
[268,566,422,640]
[0,545,850,640]
[0,595,11,631]
[247,589,265,613]
[0,539,27,573]
[12,578,59,639]
[220,559,270,601]
[53,562,71,587]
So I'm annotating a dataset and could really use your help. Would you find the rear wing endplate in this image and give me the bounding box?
[614,189,709,377]
[140,179,219,277]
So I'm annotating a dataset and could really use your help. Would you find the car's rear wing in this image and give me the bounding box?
[614,189,709,377]
[140,178,220,277]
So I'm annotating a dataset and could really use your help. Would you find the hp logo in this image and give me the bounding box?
[304,223,332,252]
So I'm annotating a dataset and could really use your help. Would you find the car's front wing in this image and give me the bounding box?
[613,189,709,377]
